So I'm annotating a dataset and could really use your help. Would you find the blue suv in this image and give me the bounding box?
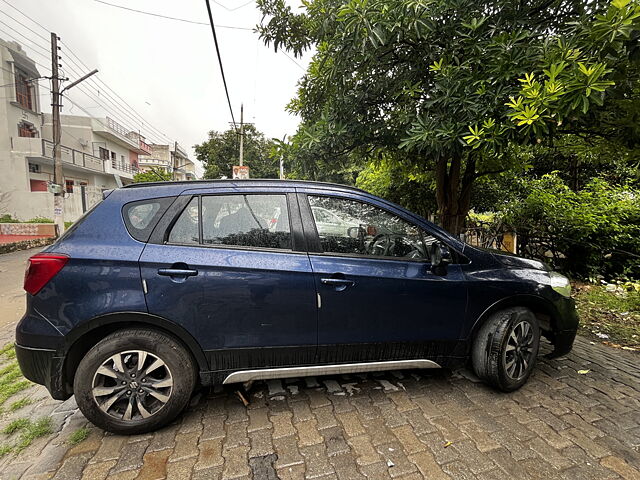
[16,180,578,433]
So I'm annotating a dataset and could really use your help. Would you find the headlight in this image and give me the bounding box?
[549,272,571,297]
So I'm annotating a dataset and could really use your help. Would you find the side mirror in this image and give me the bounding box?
[430,242,451,275]
[347,226,361,239]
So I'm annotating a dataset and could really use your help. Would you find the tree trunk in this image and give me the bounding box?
[434,155,476,236]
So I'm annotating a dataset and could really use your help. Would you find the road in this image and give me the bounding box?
[0,248,38,333]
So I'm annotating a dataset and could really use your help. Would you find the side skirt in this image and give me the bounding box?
[221,359,441,384]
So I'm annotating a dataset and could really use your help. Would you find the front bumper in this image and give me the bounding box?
[15,344,70,400]
[548,295,579,358]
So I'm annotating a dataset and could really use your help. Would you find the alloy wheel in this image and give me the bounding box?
[503,320,535,380]
[91,350,173,421]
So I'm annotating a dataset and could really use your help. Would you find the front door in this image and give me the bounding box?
[139,190,318,372]
[300,192,467,364]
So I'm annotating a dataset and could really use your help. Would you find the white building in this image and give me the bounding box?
[0,39,190,223]
[138,143,196,181]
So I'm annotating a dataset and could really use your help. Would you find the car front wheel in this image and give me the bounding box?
[472,307,540,392]
[73,328,196,434]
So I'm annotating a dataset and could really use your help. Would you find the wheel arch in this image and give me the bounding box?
[62,312,208,395]
[466,294,557,354]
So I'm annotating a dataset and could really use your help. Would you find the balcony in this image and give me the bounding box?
[92,117,151,155]
[111,159,139,176]
[139,157,171,167]
[18,138,105,173]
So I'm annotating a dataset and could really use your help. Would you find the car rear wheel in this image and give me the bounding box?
[74,329,196,434]
[472,307,540,392]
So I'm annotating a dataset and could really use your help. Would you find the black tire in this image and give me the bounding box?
[472,307,540,392]
[73,328,196,434]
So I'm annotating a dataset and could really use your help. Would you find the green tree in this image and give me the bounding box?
[195,125,279,179]
[133,167,172,183]
[258,0,640,233]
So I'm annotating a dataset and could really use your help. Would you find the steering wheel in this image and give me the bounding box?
[368,233,398,256]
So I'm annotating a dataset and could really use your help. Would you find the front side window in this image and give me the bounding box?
[309,195,434,260]
[168,194,291,250]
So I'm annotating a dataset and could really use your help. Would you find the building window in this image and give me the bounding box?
[99,147,109,161]
[15,69,34,110]
[28,163,40,173]
[65,179,74,193]
[30,180,47,192]
[18,121,37,138]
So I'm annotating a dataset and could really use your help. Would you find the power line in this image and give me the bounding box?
[58,48,170,145]
[0,27,52,73]
[212,0,254,12]
[93,0,253,30]
[0,0,50,42]
[0,1,177,146]
[204,0,237,131]
[59,40,175,145]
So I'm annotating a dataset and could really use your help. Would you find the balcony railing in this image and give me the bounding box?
[42,139,104,172]
[139,158,171,166]
[111,160,139,175]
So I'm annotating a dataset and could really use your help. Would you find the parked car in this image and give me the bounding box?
[16,180,578,434]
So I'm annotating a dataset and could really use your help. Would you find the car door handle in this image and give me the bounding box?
[320,278,355,292]
[157,268,198,277]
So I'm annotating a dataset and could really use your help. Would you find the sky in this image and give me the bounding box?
[1,0,313,176]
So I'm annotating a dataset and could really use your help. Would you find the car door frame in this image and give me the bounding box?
[143,185,320,376]
[295,186,469,365]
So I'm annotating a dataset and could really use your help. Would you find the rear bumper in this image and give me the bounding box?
[15,344,71,400]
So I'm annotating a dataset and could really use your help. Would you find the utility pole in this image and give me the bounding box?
[50,32,63,236]
[280,134,286,179]
[239,103,244,166]
[50,32,98,236]
[173,141,178,181]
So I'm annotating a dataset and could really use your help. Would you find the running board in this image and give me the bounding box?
[222,359,441,384]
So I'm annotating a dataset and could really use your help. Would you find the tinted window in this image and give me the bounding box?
[308,196,433,259]
[202,195,291,249]
[168,194,291,250]
[168,197,199,244]
[123,197,175,242]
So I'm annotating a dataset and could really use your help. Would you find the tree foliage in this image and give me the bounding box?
[258,0,640,233]
[195,125,279,179]
[502,174,640,278]
[133,167,172,183]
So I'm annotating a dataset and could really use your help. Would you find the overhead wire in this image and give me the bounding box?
[212,0,254,12]
[204,0,237,131]
[59,41,175,145]
[93,0,253,30]
[0,0,176,146]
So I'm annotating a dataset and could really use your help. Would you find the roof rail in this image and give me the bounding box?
[121,179,367,193]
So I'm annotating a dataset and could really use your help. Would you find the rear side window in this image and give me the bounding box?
[168,194,292,250]
[123,197,175,242]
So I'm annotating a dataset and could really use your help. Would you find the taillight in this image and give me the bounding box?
[24,254,69,295]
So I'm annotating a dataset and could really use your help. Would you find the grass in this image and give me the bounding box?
[575,282,640,349]
[0,417,53,455]
[0,348,33,409]
[68,427,90,446]
[9,398,32,412]
[0,343,15,359]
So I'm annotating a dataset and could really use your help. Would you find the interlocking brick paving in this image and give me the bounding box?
[0,336,638,479]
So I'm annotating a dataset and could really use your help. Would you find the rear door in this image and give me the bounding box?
[139,187,318,373]
[297,188,467,364]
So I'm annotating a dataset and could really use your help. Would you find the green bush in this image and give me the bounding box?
[502,174,640,279]
[25,217,53,223]
[0,215,19,223]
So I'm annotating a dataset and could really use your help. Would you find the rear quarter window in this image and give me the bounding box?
[123,197,175,242]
